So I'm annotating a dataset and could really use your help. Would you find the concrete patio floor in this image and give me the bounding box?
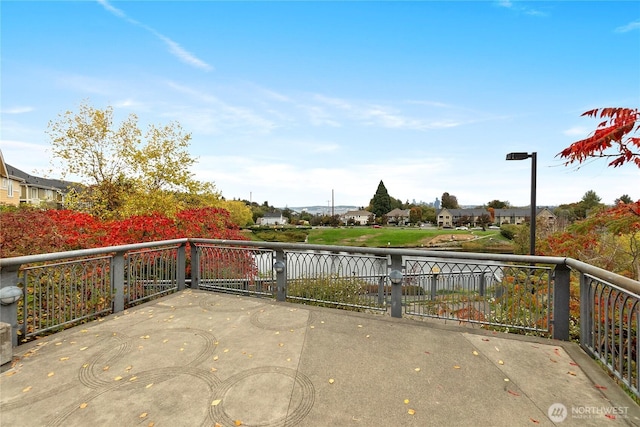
[1,289,638,426]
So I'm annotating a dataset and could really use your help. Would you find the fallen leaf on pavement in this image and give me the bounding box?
[567,371,576,376]
[79,403,88,409]
[139,413,148,418]
[530,417,539,424]
[211,399,221,406]
[329,378,335,384]
[472,351,478,356]
[594,385,607,390]
[507,390,520,396]
[408,409,416,415]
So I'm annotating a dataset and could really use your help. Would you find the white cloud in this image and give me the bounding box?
[96,0,213,71]
[615,20,640,33]
[563,126,589,137]
[0,106,35,114]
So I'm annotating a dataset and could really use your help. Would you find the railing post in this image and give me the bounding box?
[389,254,403,318]
[552,264,571,341]
[274,250,286,302]
[479,270,486,297]
[190,244,200,290]
[579,272,592,350]
[112,251,125,313]
[177,243,186,291]
[0,265,22,347]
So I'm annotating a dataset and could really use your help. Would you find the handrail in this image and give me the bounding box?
[0,238,189,268]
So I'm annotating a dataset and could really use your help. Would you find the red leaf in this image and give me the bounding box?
[507,390,520,396]
[595,384,607,390]
[605,414,616,420]
[530,418,540,424]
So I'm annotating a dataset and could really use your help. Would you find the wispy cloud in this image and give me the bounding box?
[96,0,213,71]
[615,20,640,33]
[495,0,547,17]
[0,106,34,114]
[563,126,589,137]
[310,94,464,130]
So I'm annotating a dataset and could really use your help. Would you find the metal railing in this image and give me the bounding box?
[0,238,638,398]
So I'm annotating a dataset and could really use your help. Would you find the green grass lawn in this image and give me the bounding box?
[306,226,512,251]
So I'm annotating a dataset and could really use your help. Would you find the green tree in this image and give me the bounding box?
[577,190,603,218]
[487,199,509,209]
[369,180,392,217]
[441,192,460,209]
[615,194,633,204]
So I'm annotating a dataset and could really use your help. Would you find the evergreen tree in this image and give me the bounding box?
[370,180,392,217]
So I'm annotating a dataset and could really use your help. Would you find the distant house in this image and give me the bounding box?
[437,208,488,228]
[259,211,288,226]
[494,208,556,227]
[386,208,410,225]
[4,163,76,209]
[437,207,557,228]
[341,210,374,225]
[0,151,23,207]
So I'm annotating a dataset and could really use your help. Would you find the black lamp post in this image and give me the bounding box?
[506,152,537,256]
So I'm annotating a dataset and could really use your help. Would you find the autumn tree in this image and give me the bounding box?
[47,101,220,219]
[441,192,459,209]
[616,194,633,204]
[557,107,640,168]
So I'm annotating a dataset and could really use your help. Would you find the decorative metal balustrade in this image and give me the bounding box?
[0,238,637,399]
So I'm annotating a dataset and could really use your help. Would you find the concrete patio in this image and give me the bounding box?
[1,290,638,426]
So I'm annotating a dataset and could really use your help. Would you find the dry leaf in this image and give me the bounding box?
[22,386,32,393]
[328,378,335,384]
[213,356,219,361]
[498,360,504,365]
[278,343,284,347]
[404,399,410,404]
[47,372,55,377]
[126,366,132,371]
[504,378,510,382]
[414,368,421,372]
[114,376,123,381]
[146,383,153,388]
[594,384,607,390]
[234,420,242,426]
[103,366,110,371]
[453,366,460,369]
[148,422,155,427]
[211,399,221,406]
[59,357,69,361]
[5,371,16,377]
[530,417,540,424]
[79,347,88,351]
[310,326,315,329]
[472,351,478,356]
[408,409,416,415]
[79,402,88,409]
[567,371,576,376]
[139,413,148,418]
[507,390,520,396]
[223,349,229,353]
[129,376,138,382]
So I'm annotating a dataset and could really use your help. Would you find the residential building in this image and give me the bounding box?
[341,210,374,225]
[258,211,288,226]
[437,207,557,228]
[386,208,410,225]
[0,151,22,207]
[1,158,75,208]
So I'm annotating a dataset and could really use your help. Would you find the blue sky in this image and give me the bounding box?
[2,1,639,209]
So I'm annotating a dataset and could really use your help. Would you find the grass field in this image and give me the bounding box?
[306,226,512,251]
